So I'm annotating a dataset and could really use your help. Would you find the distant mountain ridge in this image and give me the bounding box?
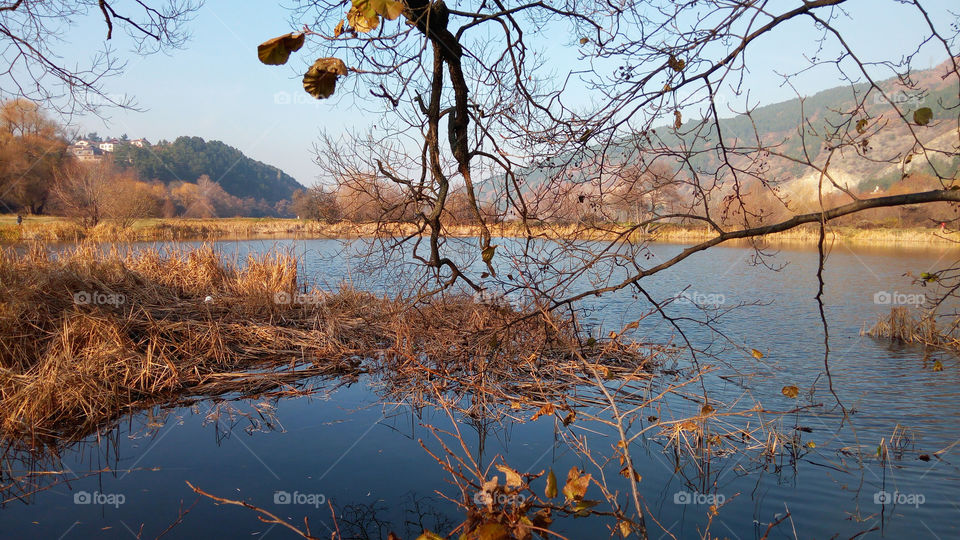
[666,58,960,193]
[113,136,304,203]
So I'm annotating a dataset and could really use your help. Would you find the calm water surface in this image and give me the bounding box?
[1,239,958,539]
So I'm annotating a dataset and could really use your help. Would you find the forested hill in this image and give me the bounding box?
[113,136,304,203]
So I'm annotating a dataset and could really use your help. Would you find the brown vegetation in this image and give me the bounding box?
[0,243,653,450]
[865,306,960,354]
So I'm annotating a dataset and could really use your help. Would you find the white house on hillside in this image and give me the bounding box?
[98,139,120,152]
[69,146,103,161]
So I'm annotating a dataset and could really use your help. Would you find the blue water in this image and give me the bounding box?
[1,239,958,539]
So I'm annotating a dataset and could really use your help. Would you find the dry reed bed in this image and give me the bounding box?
[3,217,957,246]
[864,306,960,351]
[0,243,655,449]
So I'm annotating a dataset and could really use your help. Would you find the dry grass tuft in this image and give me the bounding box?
[863,307,954,347]
[0,243,657,450]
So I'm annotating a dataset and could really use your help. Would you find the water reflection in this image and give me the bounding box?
[1,239,958,538]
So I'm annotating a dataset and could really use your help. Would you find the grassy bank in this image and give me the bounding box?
[1,215,955,246]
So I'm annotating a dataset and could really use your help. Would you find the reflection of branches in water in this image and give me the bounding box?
[202,399,285,442]
[186,481,459,540]
[333,493,456,540]
[0,464,159,506]
[0,399,288,508]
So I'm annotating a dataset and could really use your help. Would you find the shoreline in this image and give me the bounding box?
[0,216,956,247]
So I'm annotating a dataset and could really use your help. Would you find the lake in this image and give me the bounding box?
[1,238,958,539]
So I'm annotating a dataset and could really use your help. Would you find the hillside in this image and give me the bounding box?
[506,58,960,221]
[113,136,304,203]
[667,58,960,194]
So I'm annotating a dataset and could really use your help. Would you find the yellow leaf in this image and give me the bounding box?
[465,522,510,540]
[495,464,522,488]
[562,466,591,502]
[333,19,345,38]
[781,385,800,399]
[303,57,348,99]
[619,521,632,537]
[347,3,379,33]
[751,348,764,359]
[372,0,405,20]
[619,465,641,482]
[257,32,306,65]
[416,532,445,540]
[531,403,555,421]
[545,468,558,498]
[856,118,869,134]
[481,245,497,264]
[573,499,601,516]
[668,55,686,72]
[806,441,816,449]
[932,360,944,372]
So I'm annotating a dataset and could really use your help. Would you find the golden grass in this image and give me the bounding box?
[1,215,956,246]
[0,242,657,449]
[864,306,960,351]
[653,223,956,245]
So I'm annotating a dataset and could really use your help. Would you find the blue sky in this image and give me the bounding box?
[59,0,953,188]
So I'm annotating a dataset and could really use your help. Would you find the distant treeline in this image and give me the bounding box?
[0,99,302,219]
[290,168,958,230]
[112,136,303,203]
